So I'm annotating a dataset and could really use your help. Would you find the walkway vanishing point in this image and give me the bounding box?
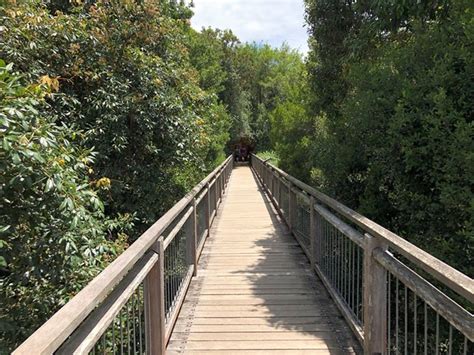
[15,155,473,355]
[168,166,360,353]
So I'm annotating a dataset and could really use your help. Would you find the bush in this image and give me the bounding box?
[0,61,132,351]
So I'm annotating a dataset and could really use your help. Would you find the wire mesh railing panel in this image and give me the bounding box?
[90,284,146,355]
[250,155,474,355]
[164,217,192,322]
[319,216,364,325]
[387,272,473,354]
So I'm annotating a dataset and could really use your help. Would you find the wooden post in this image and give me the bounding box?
[187,199,198,276]
[309,196,317,269]
[363,234,388,354]
[206,182,211,232]
[288,183,295,231]
[219,171,223,198]
[220,171,224,196]
[144,237,165,355]
[214,177,218,209]
[264,163,268,188]
[268,166,271,192]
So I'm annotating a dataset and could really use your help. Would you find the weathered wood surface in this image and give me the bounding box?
[168,166,360,354]
[252,155,474,303]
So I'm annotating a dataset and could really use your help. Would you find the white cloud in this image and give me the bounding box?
[190,0,309,54]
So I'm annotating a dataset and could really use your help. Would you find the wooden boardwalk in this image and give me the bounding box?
[168,165,361,354]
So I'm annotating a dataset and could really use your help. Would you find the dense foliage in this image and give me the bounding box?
[272,0,473,276]
[187,26,306,151]
[1,0,472,351]
[0,0,231,350]
[0,60,132,350]
[0,0,306,350]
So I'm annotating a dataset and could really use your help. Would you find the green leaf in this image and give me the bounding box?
[45,178,55,192]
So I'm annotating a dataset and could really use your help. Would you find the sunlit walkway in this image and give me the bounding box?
[168,165,360,354]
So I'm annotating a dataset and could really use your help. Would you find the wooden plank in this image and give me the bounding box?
[167,350,355,355]
[167,339,347,350]
[190,304,334,312]
[183,299,326,306]
[170,331,344,341]
[168,165,361,353]
[196,283,313,290]
[252,154,473,302]
[172,323,347,333]
[191,289,324,296]
[182,310,337,318]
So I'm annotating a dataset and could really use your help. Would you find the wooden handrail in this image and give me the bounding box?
[251,153,473,302]
[14,156,233,355]
[251,153,473,353]
[373,249,473,340]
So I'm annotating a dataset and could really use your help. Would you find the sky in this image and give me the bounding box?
[190,0,309,54]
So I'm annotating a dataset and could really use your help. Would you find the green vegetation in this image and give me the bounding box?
[272,0,473,277]
[256,151,280,167]
[0,1,305,350]
[1,0,472,351]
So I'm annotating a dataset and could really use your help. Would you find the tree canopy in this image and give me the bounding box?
[272,0,473,277]
[1,0,472,351]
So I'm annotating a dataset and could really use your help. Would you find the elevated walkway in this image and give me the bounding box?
[168,166,360,353]
[14,156,473,355]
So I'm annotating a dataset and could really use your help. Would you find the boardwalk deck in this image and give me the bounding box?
[168,165,361,354]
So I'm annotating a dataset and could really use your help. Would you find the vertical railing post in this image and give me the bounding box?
[263,162,266,186]
[187,199,198,276]
[309,196,317,270]
[268,166,272,193]
[214,176,218,211]
[288,182,295,231]
[270,168,273,194]
[363,234,388,354]
[216,173,220,206]
[267,165,271,192]
[220,169,224,196]
[144,237,165,355]
[206,182,211,232]
[218,171,221,202]
[219,170,223,198]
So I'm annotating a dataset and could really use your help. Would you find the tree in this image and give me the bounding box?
[300,0,473,275]
[0,61,132,351]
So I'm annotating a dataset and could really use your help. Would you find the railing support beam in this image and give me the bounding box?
[309,196,317,269]
[187,199,198,276]
[145,237,165,355]
[288,182,295,230]
[206,182,211,233]
[363,234,388,354]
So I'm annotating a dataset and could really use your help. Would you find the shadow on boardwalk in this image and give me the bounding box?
[236,167,361,354]
[168,165,361,354]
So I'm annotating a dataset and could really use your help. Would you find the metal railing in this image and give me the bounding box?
[251,154,473,355]
[13,156,234,355]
